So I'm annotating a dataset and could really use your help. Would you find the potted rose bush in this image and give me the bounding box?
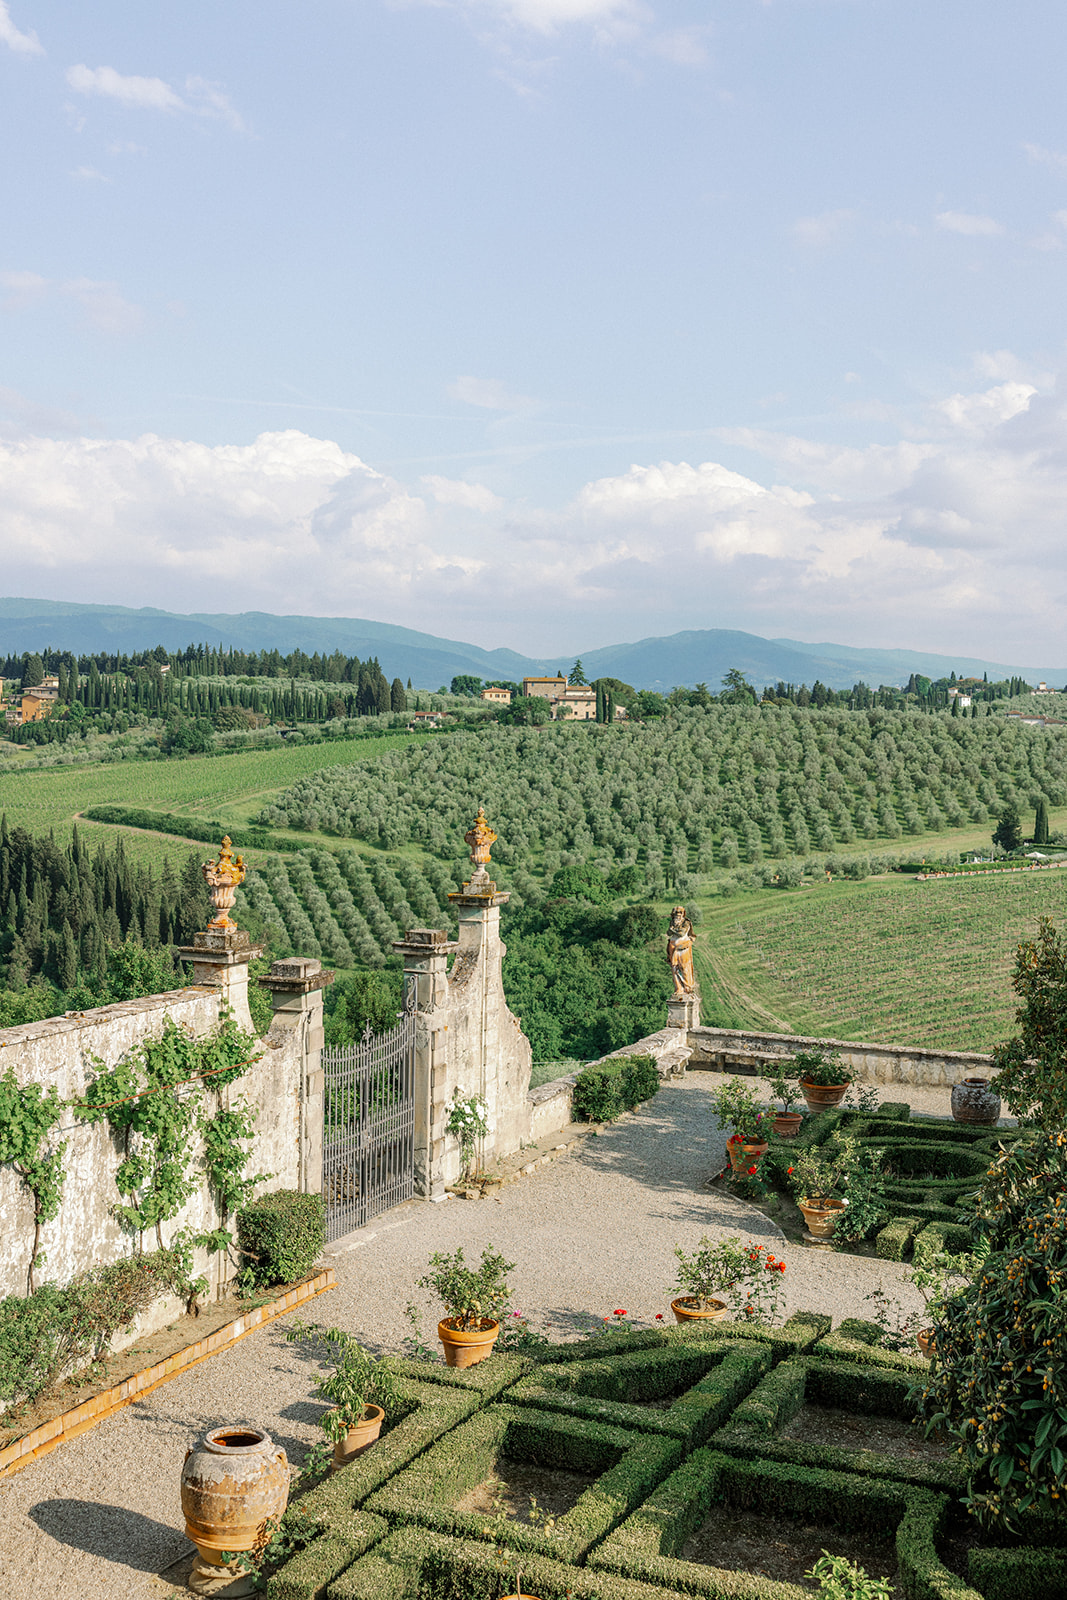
[670,1235,787,1324]
[786,1141,854,1238]
[712,1076,771,1172]
[417,1243,514,1367]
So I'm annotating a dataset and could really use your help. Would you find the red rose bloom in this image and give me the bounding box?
[747,1165,757,1175]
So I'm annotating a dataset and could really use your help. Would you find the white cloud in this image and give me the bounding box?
[65,64,245,129]
[433,0,644,34]
[10,383,1067,659]
[70,165,112,183]
[421,475,504,511]
[791,209,857,248]
[0,271,48,310]
[66,63,185,112]
[448,375,535,410]
[0,2,42,55]
[1023,141,1067,171]
[935,210,1005,237]
[0,271,143,333]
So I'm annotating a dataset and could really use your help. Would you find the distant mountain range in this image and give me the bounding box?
[0,597,1064,694]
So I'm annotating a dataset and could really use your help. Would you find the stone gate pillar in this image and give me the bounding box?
[392,929,456,1198]
[258,958,332,1195]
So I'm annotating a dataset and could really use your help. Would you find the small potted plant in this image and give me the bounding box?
[669,1234,786,1324]
[907,1232,986,1359]
[712,1076,770,1172]
[417,1243,514,1367]
[785,1141,854,1239]
[794,1045,852,1112]
[284,1320,400,1471]
[767,1057,803,1138]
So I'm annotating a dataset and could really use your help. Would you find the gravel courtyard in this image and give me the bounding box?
[0,1073,960,1600]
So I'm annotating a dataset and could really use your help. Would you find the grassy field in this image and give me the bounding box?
[0,734,410,868]
[692,866,1067,1052]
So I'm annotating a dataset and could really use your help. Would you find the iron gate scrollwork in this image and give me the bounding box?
[321,1011,416,1241]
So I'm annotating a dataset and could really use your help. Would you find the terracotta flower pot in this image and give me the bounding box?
[181,1426,289,1586]
[916,1328,935,1359]
[438,1316,500,1368]
[950,1077,1001,1125]
[330,1403,385,1471]
[727,1135,768,1172]
[799,1079,851,1112]
[773,1112,803,1139]
[671,1296,728,1324]
[797,1197,847,1239]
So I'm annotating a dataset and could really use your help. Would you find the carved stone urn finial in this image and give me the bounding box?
[202,836,246,931]
[464,806,497,877]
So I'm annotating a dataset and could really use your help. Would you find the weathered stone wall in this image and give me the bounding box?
[0,971,321,1344]
[686,1025,993,1087]
[527,1027,692,1141]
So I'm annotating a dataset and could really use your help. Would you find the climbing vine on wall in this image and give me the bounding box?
[0,1068,67,1293]
[76,1010,267,1266]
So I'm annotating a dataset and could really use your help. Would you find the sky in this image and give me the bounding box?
[4,2,1067,660]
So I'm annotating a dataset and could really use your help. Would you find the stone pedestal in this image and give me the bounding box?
[393,929,457,1198]
[668,992,701,1031]
[257,958,332,1196]
[179,928,263,1033]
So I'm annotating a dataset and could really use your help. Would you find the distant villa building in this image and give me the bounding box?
[481,686,511,705]
[4,675,60,726]
[522,674,569,700]
[552,686,597,721]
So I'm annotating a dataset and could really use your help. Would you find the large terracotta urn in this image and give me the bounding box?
[181,1426,289,1596]
[798,1198,848,1239]
[799,1079,851,1113]
[950,1077,1001,1125]
[438,1317,500,1368]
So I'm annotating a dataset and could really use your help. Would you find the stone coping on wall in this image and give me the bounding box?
[0,1267,336,1479]
[687,1025,994,1087]
[0,985,214,1048]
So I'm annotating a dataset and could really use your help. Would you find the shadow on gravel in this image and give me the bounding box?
[28,1499,187,1571]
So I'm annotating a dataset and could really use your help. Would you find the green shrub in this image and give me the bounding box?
[236,1189,325,1288]
[572,1053,659,1122]
[876,1217,922,1260]
[366,1403,683,1563]
[967,1545,1067,1600]
[510,1341,770,1447]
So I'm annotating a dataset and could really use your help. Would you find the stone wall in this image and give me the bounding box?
[527,1028,691,1142]
[0,961,325,1344]
[686,1025,993,1087]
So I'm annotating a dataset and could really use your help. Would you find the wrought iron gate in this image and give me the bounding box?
[321,1011,416,1241]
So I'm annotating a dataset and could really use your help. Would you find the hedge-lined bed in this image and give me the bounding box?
[262,1310,1061,1598]
[509,1340,771,1447]
[710,1355,966,1492]
[365,1403,684,1562]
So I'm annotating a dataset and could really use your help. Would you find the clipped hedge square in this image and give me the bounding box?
[523,1311,830,1370]
[382,1350,532,1400]
[815,1320,931,1375]
[365,1402,682,1562]
[326,1526,710,1600]
[711,1355,964,1493]
[266,1510,387,1600]
[509,1339,771,1446]
[589,1449,979,1600]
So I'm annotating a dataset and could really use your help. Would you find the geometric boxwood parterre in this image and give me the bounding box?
[266,1308,1052,1599]
[508,1339,772,1449]
[710,1355,966,1492]
[364,1402,684,1562]
[588,1450,983,1600]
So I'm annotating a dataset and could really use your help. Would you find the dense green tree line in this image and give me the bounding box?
[0,820,212,1022]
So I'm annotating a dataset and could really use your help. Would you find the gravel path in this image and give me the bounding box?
[0,1074,977,1600]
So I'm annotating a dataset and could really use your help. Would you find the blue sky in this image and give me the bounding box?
[4,1,1067,660]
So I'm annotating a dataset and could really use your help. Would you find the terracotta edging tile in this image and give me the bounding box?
[0,1267,336,1479]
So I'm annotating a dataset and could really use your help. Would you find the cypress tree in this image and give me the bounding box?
[1034,797,1050,845]
[58,919,77,991]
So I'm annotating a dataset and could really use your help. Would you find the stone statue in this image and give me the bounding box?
[667,905,697,997]
[202,836,246,931]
